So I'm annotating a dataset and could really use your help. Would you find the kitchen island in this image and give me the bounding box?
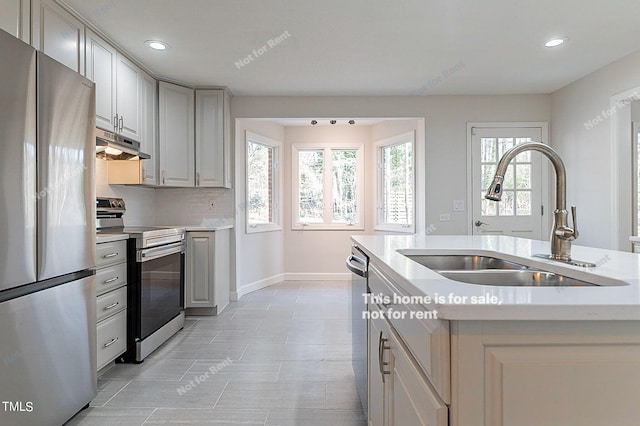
[353,234,640,426]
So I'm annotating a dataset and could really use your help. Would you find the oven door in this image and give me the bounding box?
[137,242,184,340]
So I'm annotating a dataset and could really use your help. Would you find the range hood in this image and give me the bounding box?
[96,127,150,160]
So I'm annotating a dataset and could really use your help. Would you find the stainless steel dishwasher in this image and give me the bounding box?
[347,244,369,417]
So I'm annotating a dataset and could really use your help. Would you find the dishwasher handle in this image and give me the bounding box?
[346,254,368,278]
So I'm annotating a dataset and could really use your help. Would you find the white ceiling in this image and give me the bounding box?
[63,0,640,96]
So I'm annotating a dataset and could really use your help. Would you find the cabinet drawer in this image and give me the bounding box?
[96,240,127,268]
[96,262,127,295]
[96,309,127,370]
[369,264,451,404]
[96,286,127,322]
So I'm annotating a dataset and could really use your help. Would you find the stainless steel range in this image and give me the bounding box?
[97,197,185,362]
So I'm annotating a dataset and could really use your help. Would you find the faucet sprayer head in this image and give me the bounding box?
[485,175,504,201]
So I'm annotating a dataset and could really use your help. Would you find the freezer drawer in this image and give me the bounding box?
[0,275,96,426]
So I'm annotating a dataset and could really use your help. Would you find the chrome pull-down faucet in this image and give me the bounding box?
[485,142,595,267]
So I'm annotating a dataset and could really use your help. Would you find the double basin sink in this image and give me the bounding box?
[401,254,625,287]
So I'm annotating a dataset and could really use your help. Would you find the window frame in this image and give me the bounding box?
[245,131,282,234]
[375,131,416,233]
[291,143,365,231]
[633,122,640,237]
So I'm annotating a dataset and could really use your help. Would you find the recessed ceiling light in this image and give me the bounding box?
[146,40,169,51]
[545,37,567,48]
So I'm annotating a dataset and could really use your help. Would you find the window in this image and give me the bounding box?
[376,132,415,232]
[479,137,533,217]
[292,144,364,230]
[246,132,281,233]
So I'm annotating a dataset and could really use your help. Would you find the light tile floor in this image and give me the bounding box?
[66,281,367,425]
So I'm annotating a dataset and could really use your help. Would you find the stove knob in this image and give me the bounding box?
[118,200,125,208]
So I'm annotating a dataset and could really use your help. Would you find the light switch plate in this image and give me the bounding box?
[453,200,465,212]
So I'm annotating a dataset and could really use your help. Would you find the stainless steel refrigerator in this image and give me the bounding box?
[0,29,97,426]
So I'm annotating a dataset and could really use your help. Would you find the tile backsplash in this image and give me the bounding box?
[96,159,234,227]
[154,187,234,228]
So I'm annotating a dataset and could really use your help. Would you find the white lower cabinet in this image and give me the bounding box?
[368,291,447,426]
[369,260,640,426]
[185,229,230,315]
[95,239,128,371]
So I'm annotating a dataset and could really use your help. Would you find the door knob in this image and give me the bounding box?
[475,220,487,227]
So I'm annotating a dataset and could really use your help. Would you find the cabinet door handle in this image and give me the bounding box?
[104,302,119,310]
[196,172,200,187]
[378,331,390,383]
[103,337,119,348]
[113,114,119,132]
[103,276,119,284]
[162,170,166,185]
[119,116,123,132]
[103,252,119,259]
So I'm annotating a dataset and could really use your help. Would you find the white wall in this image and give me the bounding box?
[232,95,550,278]
[233,119,286,297]
[551,50,640,250]
[95,159,156,226]
[233,95,551,236]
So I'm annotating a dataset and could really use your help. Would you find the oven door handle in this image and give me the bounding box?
[137,241,184,262]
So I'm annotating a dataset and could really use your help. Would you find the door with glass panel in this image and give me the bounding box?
[471,127,545,239]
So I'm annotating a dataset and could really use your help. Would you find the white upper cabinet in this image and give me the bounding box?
[195,89,231,188]
[115,54,141,140]
[32,0,84,74]
[139,72,158,185]
[159,81,195,187]
[85,29,116,133]
[0,0,29,42]
[85,29,141,141]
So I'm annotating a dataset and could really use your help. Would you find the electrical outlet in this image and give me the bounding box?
[208,199,215,210]
[453,200,465,212]
[439,213,450,222]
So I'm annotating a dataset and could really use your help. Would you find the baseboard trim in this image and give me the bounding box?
[233,272,352,300]
[235,273,285,299]
[284,272,351,281]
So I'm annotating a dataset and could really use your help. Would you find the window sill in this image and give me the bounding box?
[246,224,282,234]
[374,224,415,234]
[292,224,365,231]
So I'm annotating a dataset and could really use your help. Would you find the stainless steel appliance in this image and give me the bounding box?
[347,244,369,416]
[95,127,150,160]
[0,29,96,426]
[96,198,185,362]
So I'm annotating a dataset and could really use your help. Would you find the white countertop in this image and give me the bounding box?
[96,233,129,244]
[183,225,233,231]
[352,234,640,321]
